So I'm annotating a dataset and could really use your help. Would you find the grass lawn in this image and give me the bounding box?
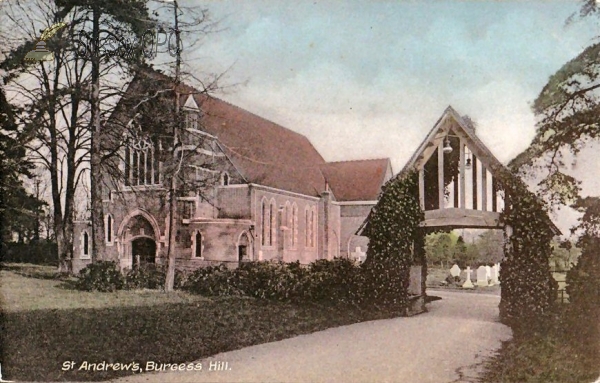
[0,263,402,382]
[480,306,600,383]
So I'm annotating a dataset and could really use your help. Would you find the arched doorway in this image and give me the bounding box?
[117,212,159,269]
[131,237,156,267]
[238,231,253,262]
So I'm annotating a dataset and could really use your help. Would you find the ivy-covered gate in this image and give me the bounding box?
[360,107,559,323]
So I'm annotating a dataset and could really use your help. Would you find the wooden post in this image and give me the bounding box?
[481,165,487,211]
[492,177,498,212]
[419,168,425,210]
[459,140,465,209]
[438,142,444,209]
[472,154,478,210]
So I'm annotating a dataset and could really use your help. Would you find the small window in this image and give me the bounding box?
[222,172,230,186]
[82,231,90,259]
[106,215,113,243]
[193,231,202,258]
[179,201,195,220]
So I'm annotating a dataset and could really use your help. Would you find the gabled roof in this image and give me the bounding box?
[319,159,392,201]
[112,69,391,198]
[399,105,505,177]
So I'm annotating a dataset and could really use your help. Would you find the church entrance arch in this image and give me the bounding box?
[131,237,157,267]
[117,210,160,269]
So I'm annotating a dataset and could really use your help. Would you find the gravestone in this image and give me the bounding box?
[492,264,500,284]
[462,266,474,288]
[490,265,499,285]
[477,266,488,286]
[485,266,493,285]
[350,247,367,263]
[450,264,461,278]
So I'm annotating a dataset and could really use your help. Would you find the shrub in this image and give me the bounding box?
[75,261,124,292]
[182,264,241,296]
[305,258,359,303]
[124,263,166,290]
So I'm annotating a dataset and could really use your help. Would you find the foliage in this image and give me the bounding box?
[498,173,558,327]
[75,261,125,292]
[181,259,365,305]
[549,239,580,271]
[566,197,600,317]
[124,263,167,290]
[480,308,599,383]
[1,271,402,382]
[362,170,425,308]
[0,241,58,266]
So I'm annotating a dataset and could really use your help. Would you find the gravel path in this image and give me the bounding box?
[109,290,511,383]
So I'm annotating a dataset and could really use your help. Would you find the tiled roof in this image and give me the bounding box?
[117,69,390,198]
[319,159,392,201]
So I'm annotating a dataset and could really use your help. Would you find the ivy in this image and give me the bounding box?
[497,171,558,329]
[362,170,425,309]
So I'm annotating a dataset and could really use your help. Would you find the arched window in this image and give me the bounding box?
[305,206,317,248]
[310,208,317,248]
[305,206,311,247]
[193,231,202,258]
[261,199,270,246]
[125,138,160,186]
[106,214,113,244]
[270,199,277,246]
[291,203,298,247]
[82,231,90,259]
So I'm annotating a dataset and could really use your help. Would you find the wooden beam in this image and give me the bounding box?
[459,139,465,209]
[423,208,502,229]
[419,168,425,210]
[472,154,478,210]
[481,165,487,212]
[438,141,444,209]
[492,177,498,212]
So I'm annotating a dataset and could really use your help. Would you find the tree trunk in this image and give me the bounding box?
[90,6,106,262]
[164,183,178,292]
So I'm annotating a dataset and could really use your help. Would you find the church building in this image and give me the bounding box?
[73,70,392,272]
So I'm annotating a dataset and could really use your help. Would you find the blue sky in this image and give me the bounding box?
[172,1,600,234]
[178,1,597,168]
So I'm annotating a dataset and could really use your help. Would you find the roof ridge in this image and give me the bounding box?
[324,158,390,164]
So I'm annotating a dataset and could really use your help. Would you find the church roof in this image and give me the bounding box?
[319,159,392,201]
[115,69,390,199]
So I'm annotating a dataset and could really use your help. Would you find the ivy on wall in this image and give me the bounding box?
[362,170,425,309]
[497,171,557,328]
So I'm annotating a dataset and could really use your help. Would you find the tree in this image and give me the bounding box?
[0,86,45,244]
[475,230,504,265]
[1,0,153,269]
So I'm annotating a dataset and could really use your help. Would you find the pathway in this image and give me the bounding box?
[109,290,511,383]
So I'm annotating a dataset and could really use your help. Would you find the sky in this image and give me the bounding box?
[165,0,599,235]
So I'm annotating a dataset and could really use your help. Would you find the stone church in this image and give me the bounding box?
[73,70,392,272]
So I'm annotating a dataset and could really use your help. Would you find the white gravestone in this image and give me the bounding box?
[477,266,489,286]
[492,264,500,284]
[462,266,474,288]
[450,264,461,278]
[350,247,367,263]
[485,266,493,285]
